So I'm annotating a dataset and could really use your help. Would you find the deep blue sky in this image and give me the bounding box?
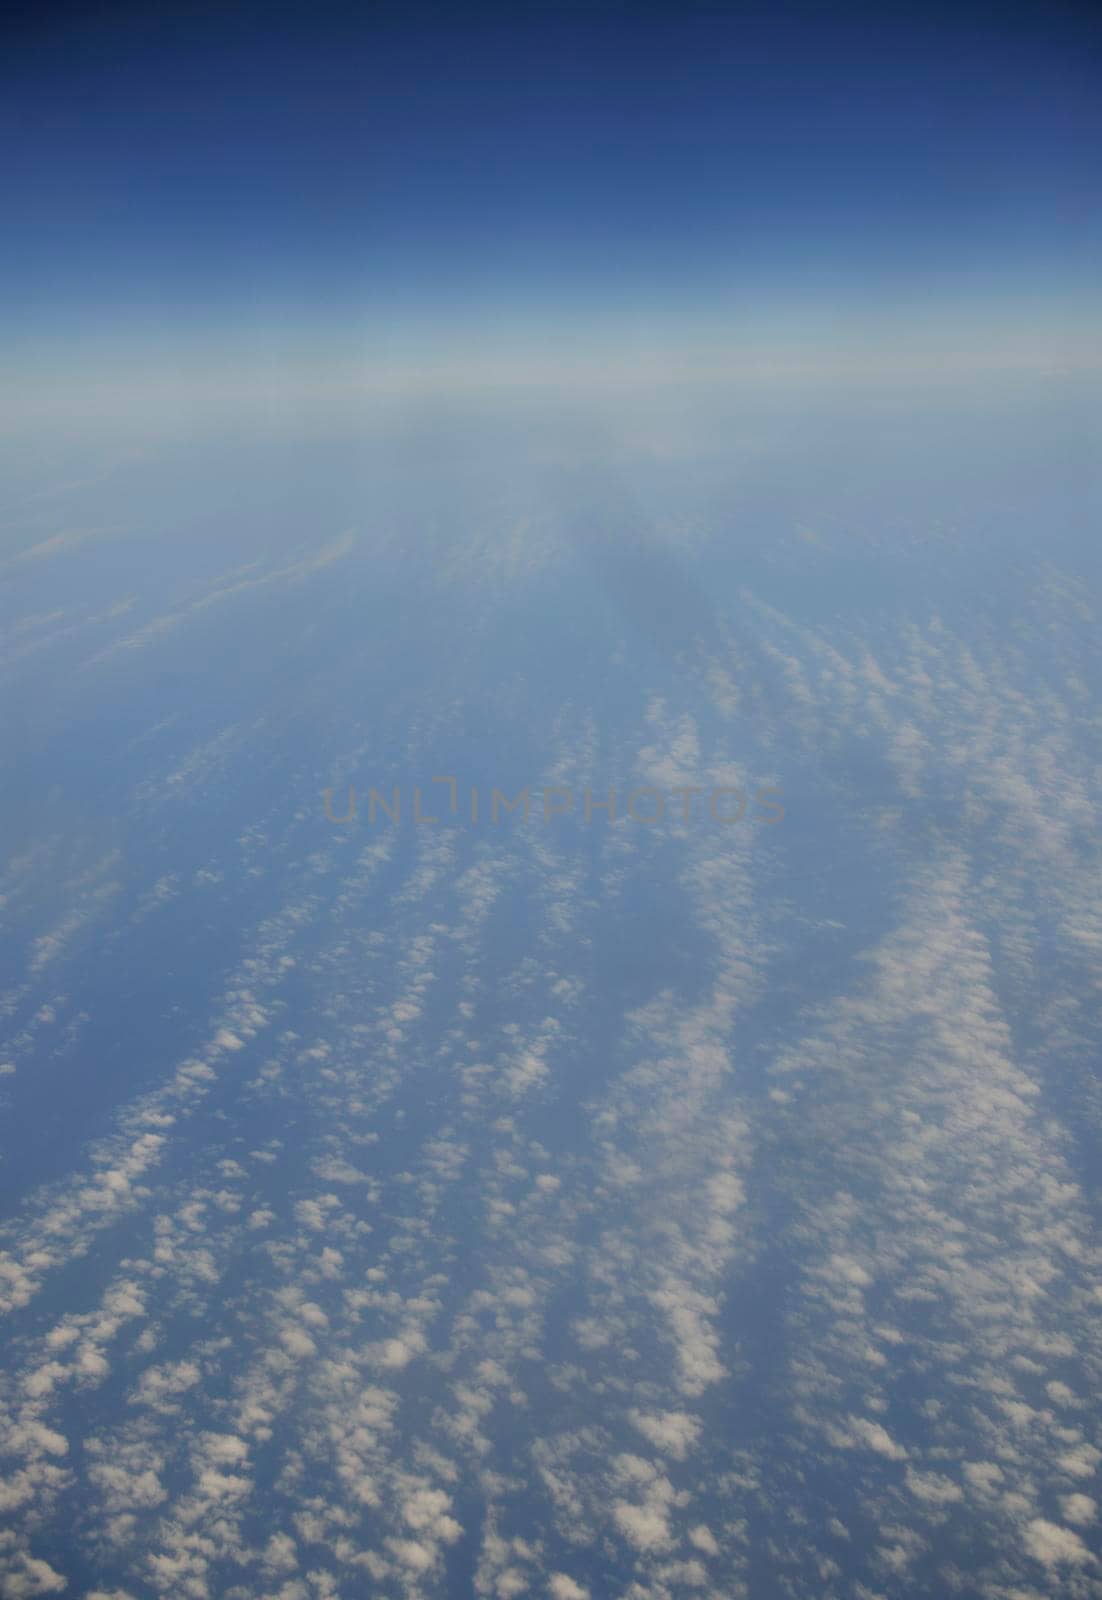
[4,0,1101,380]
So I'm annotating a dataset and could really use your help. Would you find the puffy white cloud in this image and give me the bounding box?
[1060,1494,1096,1525]
[628,1409,701,1461]
[1023,1517,1094,1568]
[612,1500,673,1552]
[547,1576,589,1599]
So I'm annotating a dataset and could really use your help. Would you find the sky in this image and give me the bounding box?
[3,7,1102,1600]
[4,0,1102,417]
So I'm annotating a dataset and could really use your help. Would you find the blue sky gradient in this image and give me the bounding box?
[5,0,1101,404]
